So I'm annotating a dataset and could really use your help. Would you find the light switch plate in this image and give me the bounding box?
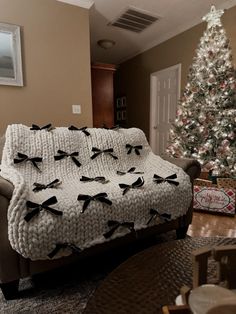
[72,104,81,114]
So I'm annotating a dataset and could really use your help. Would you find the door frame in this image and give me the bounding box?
[149,63,181,153]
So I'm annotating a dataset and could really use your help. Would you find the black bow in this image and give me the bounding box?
[80,176,109,184]
[54,150,81,167]
[153,174,179,186]
[68,125,90,136]
[91,147,118,160]
[25,196,62,222]
[32,179,61,192]
[126,144,143,155]
[117,167,144,176]
[77,192,112,213]
[14,153,43,171]
[147,208,171,225]
[119,177,144,195]
[102,125,120,131]
[30,124,53,131]
[48,243,81,259]
[103,220,134,239]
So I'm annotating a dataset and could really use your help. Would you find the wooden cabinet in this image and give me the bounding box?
[91,63,116,128]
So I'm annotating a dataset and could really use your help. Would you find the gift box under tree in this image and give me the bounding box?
[194,178,236,216]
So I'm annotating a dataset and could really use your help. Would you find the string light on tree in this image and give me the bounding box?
[167,5,236,177]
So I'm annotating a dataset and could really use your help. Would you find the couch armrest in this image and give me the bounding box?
[0,194,21,283]
[0,176,14,200]
[162,156,201,183]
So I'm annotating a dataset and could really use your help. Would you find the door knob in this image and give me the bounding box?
[153,126,158,130]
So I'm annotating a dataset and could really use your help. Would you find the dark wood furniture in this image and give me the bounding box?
[84,237,236,314]
[91,63,116,128]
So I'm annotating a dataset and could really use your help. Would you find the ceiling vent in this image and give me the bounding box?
[109,7,160,33]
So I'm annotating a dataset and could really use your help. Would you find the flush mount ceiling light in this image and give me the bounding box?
[97,39,116,49]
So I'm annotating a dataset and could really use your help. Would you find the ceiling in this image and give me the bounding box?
[58,0,236,65]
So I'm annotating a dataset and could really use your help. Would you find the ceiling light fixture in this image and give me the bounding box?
[97,39,116,49]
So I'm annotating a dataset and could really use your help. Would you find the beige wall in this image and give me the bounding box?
[116,5,236,138]
[0,0,92,135]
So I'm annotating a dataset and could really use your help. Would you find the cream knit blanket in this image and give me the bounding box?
[1,124,192,260]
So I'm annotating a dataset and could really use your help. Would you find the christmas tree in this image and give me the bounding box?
[167,6,236,178]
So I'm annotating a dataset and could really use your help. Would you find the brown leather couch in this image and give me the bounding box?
[0,136,201,299]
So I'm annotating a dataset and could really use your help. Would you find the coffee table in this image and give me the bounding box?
[84,237,236,314]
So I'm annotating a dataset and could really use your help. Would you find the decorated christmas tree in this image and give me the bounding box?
[167,6,236,178]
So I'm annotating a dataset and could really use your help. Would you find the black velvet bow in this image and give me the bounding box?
[119,177,144,195]
[147,208,171,225]
[153,174,179,186]
[30,124,53,131]
[32,179,61,192]
[54,150,81,167]
[117,167,144,176]
[14,153,43,171]
[91,147,118,160]
[25,196,62,222]
[68,125,90,136]
[102,125,120,131]
[126,144,143,155]
[77,192,112,213]
[80,176,109,184]
[48,243,81,259]
[103,220,134,239]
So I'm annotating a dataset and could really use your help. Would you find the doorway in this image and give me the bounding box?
[150,64,181,156]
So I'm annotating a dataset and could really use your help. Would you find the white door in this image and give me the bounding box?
[150,64,181,156]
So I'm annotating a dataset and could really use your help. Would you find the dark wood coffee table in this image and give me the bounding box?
[84,237,236,314]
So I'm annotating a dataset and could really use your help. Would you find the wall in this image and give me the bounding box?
[0,0,92,135]
[116,5,236,138]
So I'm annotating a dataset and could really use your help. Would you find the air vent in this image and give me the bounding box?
[109,7,160,33]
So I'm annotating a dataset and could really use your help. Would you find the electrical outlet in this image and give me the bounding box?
[72,105,81,114]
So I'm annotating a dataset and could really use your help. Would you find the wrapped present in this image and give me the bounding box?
[194,179,214,187]
[199,171,209,180]
[194,186,235,216]
[217,178,236,190]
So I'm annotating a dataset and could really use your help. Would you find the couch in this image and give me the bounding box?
[0,127,200,299]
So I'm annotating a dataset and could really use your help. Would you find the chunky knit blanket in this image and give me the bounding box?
[1,124,192,260]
